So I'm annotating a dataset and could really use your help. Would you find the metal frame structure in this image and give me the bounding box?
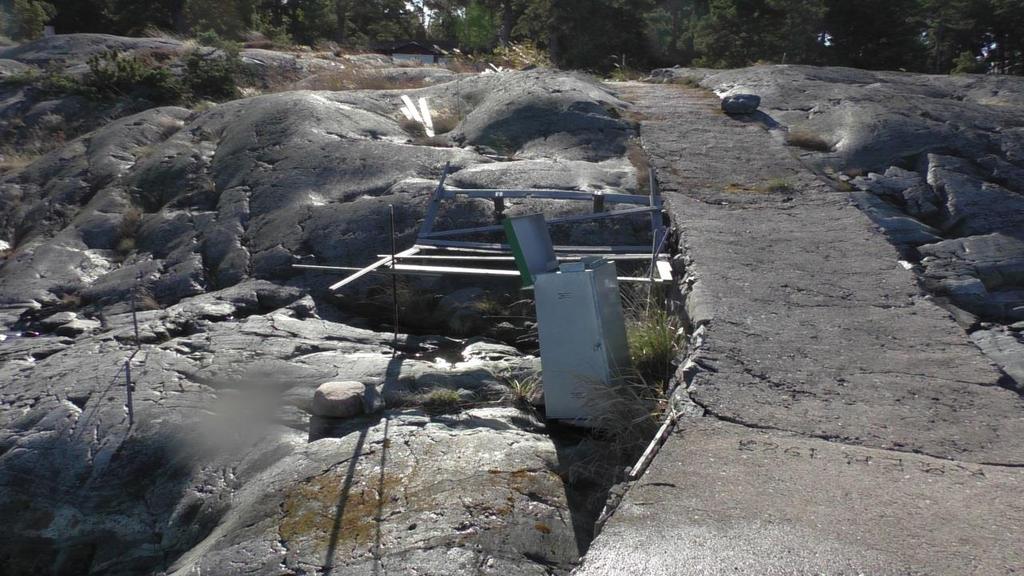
[294,162,672,289]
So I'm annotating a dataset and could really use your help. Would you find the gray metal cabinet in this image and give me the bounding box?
[534,258,631,423]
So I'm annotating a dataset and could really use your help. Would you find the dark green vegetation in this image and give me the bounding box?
[3,44,243,105]
[2,0,1023,75]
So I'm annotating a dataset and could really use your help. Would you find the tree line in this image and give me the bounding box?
[2,0,1022,74]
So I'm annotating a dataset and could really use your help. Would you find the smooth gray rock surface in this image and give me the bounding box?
[0,34,187,65]
[651,64,1024,173]
[0,302,581,576]
[970,328,1024,391]
[0,44,637,575]
[0,69,634,310]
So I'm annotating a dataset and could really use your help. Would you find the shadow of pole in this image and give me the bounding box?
[323,427,369,575]
[371,417,390,575]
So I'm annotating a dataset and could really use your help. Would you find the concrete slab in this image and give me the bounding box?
[577,82,1024,575]
[580,419,1024,575]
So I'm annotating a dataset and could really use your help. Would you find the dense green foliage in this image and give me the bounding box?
[2,0,1023,74]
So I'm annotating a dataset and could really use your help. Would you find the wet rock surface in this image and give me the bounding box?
[0,37,639,576]
[576,81,1024,575]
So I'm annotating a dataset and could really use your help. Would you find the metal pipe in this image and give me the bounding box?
[390,205,399,354]
[125,359,134,426]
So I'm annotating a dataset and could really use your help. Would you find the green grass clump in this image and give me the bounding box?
[621,284,683,391]
[505,373,540,408]
[627,306,681,389]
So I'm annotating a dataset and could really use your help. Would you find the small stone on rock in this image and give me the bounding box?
[54,317,100,336]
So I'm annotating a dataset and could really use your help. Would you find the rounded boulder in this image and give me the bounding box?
[312,381,378,418]
[721,94,761,114]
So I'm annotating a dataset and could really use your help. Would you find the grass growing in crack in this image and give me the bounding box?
[564,283,684,470]
[118,206,144,256]
[786,129,832,152]
[505,372,541,409]
[581,370,666,462]
[626,138,652,195]
[419,389,464,414]
[472,296,508,316]
[671,76,703,88]
[621,283,683,392]
[758,178,795,194]
[402,110,460,147]
[626,306,681,390]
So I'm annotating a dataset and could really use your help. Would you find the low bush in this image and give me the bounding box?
[488,41,551,70]
[183,47,243,101]
[85,50,184,104]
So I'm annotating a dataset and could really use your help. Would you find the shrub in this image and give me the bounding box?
[182,48,242,101]
[489,41,551,70]
[10,0,54,41]
[951,51,986,75]
[85,51,183,104]
[0,151,39,173]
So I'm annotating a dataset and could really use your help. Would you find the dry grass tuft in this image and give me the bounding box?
[293,68,429,92]
[0,152,40,173]
[580,371,666,463]
[786,129,832,152]
[626,139,652,195]
[118,206,144,256]
[758,178,795,194]
[671,76,702,88]
[419,389,464,414]
[431,111,460,135]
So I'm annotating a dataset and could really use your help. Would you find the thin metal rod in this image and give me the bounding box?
[125,359,134,426]
[421,206,659,239]
[418,162,450,237]
[390,205,399,354]
[443,188,655,205]
[130,284,140,349]
[125,273,141,427]
[375,253,663,262]
[417,239,653,253]
[296,262,665,283]
[328,247,421,290]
